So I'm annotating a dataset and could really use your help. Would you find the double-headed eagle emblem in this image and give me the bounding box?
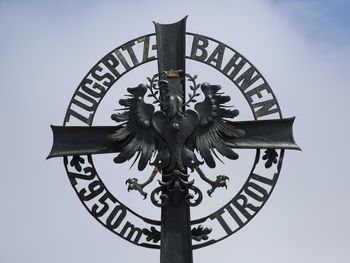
[109,70,245,199]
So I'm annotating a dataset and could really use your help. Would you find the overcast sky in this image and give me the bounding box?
[1,0,350,262]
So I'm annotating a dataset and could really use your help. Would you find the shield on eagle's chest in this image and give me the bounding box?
[152,109,199,172]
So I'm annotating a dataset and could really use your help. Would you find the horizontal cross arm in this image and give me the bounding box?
[47,125,121,159]
[226,117,301,150]
[47,117,300,159]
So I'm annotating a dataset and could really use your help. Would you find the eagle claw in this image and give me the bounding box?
[207,175,229,197]
[126,178,148,199]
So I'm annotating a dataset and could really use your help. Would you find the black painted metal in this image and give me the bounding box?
[155,17,186,78]
[47,117,298,159]
[47,17,301,263]
[47,126,119,158]
[154,18,193,263]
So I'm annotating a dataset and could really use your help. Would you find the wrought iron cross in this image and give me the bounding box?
[48,18,299,263]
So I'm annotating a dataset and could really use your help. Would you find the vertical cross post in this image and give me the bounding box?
[154,17,193,263]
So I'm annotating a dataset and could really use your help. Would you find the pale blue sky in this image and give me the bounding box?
[1,1,349,263]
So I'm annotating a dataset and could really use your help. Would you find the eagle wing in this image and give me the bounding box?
[109,84,161,171]
[192,83,245,168]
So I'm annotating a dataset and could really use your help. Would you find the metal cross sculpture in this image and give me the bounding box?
[48,17,300,263]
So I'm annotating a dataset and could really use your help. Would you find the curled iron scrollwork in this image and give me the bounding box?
[150,186,169,207]
[185,185,203,207]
